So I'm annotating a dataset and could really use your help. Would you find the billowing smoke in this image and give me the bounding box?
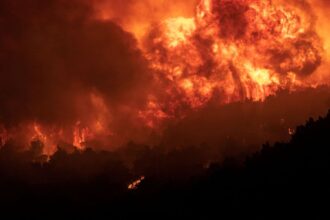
[93,0,198,40]
[0,0,330,156]
[0,0,155,153]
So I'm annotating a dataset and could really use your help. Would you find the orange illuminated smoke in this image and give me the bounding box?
[73,121,92,150]
[142,0,323,122]
[0,126,8,147]
[0,0,327,153]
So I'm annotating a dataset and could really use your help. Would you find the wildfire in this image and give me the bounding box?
[288,128,295,135]
[73,121,91,150]
[0,121,95,155]
[0,0,328,154]
[0,92,115,155]
[160,17,196,48]
[128,176,145,190]
[141,0,324,122]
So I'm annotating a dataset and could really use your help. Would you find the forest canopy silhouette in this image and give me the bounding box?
[1,107,330,218]
[1,0,330,218]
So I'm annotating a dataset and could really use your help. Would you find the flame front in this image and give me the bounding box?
[141,0,323,122]
[0,0,328,154]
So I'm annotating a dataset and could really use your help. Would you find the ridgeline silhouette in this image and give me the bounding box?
[1,110,330,218]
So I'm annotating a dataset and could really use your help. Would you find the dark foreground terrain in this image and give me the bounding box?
[1,111,330,218]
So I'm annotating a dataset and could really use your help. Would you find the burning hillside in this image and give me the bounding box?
[0,0,330,155]
[141,0,324,121]
[1,1,330,218]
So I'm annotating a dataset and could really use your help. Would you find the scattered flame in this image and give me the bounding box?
[0,0,329,154]
[0,92,115,155]
[288,128,295,135]
[128,176,145,190]
[138,99,169,128]
[30,123,59,155]
[73,121,91,150]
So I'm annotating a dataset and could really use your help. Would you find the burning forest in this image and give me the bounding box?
[0,0,330,218]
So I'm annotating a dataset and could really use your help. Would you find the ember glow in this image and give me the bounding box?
[0,0,329,155]
[128,176,145,190]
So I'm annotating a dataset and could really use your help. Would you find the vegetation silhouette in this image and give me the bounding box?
[1,110,330,218]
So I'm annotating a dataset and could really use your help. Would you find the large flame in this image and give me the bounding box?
[0,0,329,154]
[141,0,323,122]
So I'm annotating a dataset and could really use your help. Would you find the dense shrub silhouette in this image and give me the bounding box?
[1,110,330,218]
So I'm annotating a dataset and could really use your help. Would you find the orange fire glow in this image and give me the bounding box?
[0,0,329,155]
[140,0,325,122]
[128,176,145,190]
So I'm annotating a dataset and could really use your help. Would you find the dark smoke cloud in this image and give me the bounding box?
[1,0,330,154]
[0,0,152,130]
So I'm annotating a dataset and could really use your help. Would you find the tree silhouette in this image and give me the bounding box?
[1,110,330,218]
